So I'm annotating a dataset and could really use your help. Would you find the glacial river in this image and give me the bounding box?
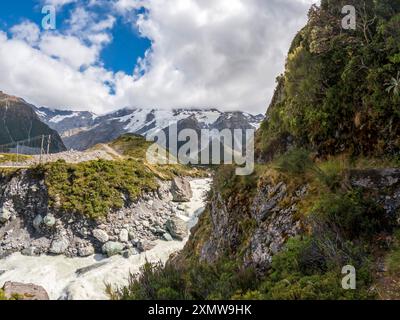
[0,179,211,300]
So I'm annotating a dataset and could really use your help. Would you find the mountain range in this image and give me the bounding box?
[35,106,264,151]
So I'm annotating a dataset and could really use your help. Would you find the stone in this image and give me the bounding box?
[136,240,156,252]
[2,282,49,300]
[102,241,124,257]
[128,231,136,241]
[171,177,193,202]
[119,229,129,242]
[32,215,43,231]
[49,236,70,255]
[0,207,11,223]
[93,229,109,243]
[163,232,173,241]
[43,214,56,227]
[166,217,188,241]
[122,248,140,258]
[21,247,37,256]
[78,245,95,257]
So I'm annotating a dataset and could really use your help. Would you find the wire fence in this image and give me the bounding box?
[0,134,54,163]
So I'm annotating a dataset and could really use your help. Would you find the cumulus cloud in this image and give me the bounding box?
[10,21,41,45]
[0,0,316,114]
[0,31,114,111]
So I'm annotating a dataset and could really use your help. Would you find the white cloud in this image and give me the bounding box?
[0,0,316,114]
[10,21,40,45]
[42,0,77,8]
[39,35,98,69]
[0,31,114,112]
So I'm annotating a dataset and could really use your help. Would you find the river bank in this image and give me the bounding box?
[0,178,211,300]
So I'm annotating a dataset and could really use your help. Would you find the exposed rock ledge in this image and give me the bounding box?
[0,170,193,258]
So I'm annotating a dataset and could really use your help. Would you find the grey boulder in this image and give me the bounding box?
[171,177,193,202]
[102,241,124,257]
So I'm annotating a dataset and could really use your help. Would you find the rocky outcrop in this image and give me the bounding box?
[2,282,49,300]
[0,171,195,258]
[199,179,306,272]
[345,169,400,220]
[171,177,193,202]
[193,167,400,274]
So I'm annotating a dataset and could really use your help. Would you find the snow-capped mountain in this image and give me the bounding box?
[35,106,265,151]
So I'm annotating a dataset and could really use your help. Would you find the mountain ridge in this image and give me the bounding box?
[35,105,264,151]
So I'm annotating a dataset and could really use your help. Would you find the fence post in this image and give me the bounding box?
[40,135,45,164]
[47,134,51,155]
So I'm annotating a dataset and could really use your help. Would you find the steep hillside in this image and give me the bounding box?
[256,0,400,161]
[112,0,400,300]
[0,92,66,153]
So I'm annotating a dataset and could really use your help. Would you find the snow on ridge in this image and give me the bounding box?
[50,113,80,123]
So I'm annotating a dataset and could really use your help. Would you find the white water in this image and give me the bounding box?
[0,178,211,300]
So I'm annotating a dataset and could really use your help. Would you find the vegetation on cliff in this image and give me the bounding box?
[257,0,400,160]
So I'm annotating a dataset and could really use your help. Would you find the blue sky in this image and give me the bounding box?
[0,0,151,74]
[0,0,313,114]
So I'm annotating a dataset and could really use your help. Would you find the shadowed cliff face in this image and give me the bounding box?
[0,91,66,153]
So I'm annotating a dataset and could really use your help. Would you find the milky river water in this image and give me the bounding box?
[0,179,211,300]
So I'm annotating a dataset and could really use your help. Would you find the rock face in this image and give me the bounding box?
[171,178,193,202]
[0,170,192,258]
[199,180,305,272]
[2,282,49,300]
[187,167,400,274]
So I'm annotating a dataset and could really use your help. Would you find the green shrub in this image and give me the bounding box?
[258,237,374,300]
[110,259,259,301]
[35,159,159,219]
[311,191,390,241]
[275,149,313,175]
